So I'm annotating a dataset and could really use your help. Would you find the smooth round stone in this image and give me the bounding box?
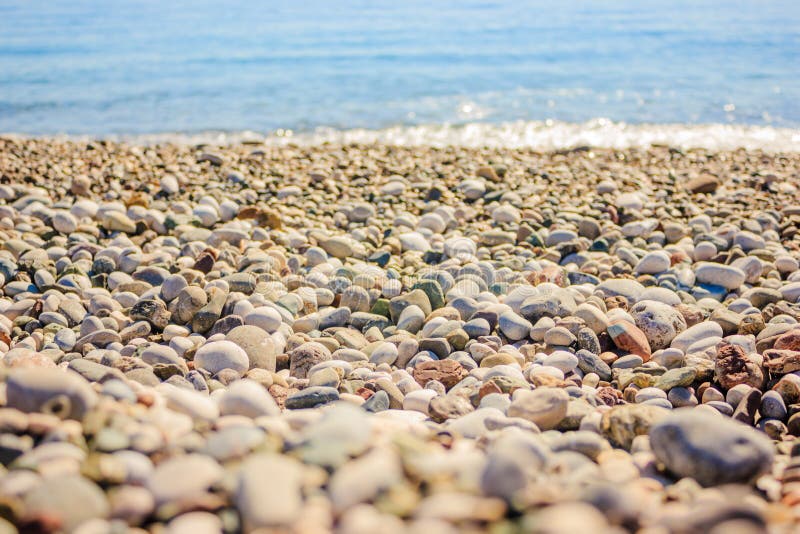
[52,211,78,234]
[458,179,486,200]
[218,379,280,418]
[362,390,390,413]
[237,454,304,529]
[321,237,354,259]
[726,384,754,408]
[398,232,430,252]
[760,391,787,420]
[141,344,187,370]
[705,400,734,416]
[380,181,406,196]
[530,317,556,341]
[193,205,219,227]
[612,355,644,369]
[616,192,644,210]
[542,351,578,373]
[170,336,196,358]
[418,213,446,233]
[369,342,399,365]
[595,279,645,304]
[776,256,799,274]
[575,350,612,381]
[194,340,250,377]
[54,328,77,351]
[694,262,746,290]
[403,389,437,414]
[498,311,532,341]
[634,251,671,274]
[308,366,341,388]
[637,287,681,306]
[319,307,351,330]
[702,387,725,404]
[444,237,478,259]
[641,398,673,410]
[6,368,97,420]
[224,325,277,372]
[650,410,774,486]
[685,336,722,355]
[546,229,578,246]
[597,180,617,193]
[285,386,340,409]
[80,316,105,337]
[508,387,569,430]
[397,305,425,333]
[544,326,576,346]
[161,275,188,302]
[527,365,564,382]
[162,324,190,341]
[244,306,283,333]
[733,231,765,251]
[651,348,685,369]
[23,475,109,531]
[463,318,491,338]
[160,175,180,194]
[671,321,723,353]
[635,387,668,403]
[168,511,223,534]
[668,387,698,407]
[693,241,717,261]
[728,298,753,314]
[573,304,609,335]
[161,384,219,421]
[731,256,763,284]
[147,454,224,505]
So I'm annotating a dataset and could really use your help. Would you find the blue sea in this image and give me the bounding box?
[0,0,798,148]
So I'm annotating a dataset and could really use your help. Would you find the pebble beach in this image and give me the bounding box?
[1,136,800,533]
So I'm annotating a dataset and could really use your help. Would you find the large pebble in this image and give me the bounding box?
[650,409,774,486]
[194,340,250,377]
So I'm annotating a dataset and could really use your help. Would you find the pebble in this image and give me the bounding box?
[629,300,687,350]
[285,386,340,409]
[219,379,280,418]
[498,311,532,341]
[0,141,797,531]
[6,368,97,420]
[147,454,224,505]
[671,321,723,352]
[650,410,774,486]
[508,387,569,430]
[22,475,109,531]
[237,454,304,529]
[634,251,671,274]
[694,262,747,290]
[193,340,250,377]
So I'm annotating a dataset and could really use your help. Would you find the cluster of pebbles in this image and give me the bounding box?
[1,137,800,533]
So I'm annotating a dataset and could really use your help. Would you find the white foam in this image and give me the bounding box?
[261,119,800,152]
[10,119,800,152]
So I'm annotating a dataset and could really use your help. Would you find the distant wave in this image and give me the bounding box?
[9,119,800,152]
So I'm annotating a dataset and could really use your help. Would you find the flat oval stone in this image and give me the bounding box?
[194,340,250,377]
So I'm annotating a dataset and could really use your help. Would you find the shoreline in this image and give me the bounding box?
[2,119,799,153]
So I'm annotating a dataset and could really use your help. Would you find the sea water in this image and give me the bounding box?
[1,0,798,149]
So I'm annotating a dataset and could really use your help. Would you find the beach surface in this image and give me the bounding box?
[1,137,800,532]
